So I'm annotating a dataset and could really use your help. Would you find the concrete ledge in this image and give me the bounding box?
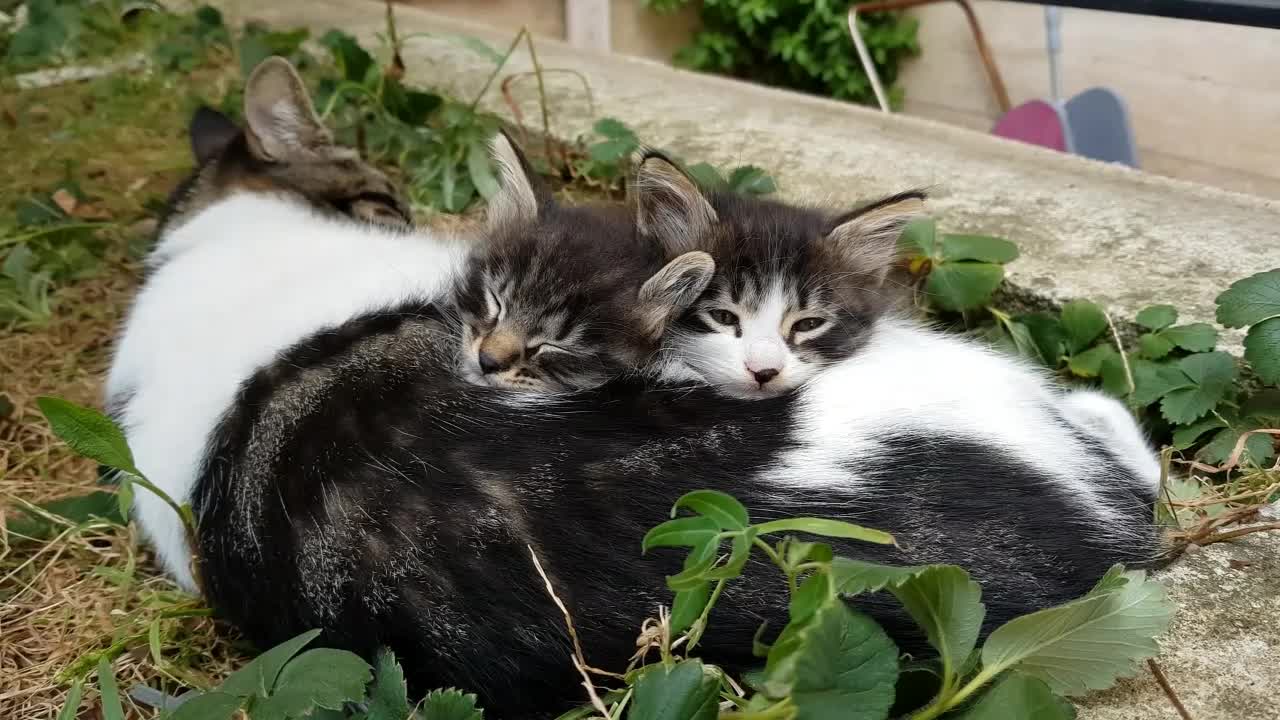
[218,0,1278,344]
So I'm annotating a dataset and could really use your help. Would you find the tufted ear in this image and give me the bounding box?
[824,191,927,286]
[633,150,718,255]
[243,56,331,161]
[189,106,241,165]
[636,251,715,339]
[486,130,553,229]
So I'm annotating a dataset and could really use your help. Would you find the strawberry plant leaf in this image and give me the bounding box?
[1020,312,1066,366]
[1159,352,1237,424]
[1060,300,1108,354]
[754,518,894,545]
[1130,360,1192,407]
[253,648,371,718]
[898,217,936,258]
[419,688,484,720]
[363,650,411,720]
[670,581,713,636]
[219,629,321,697]
[592,117,637,142]
[924,262,1005,312]
[1199,427,1276,467]
[467,140,500,200]
[1134,304,1177,331]
[1244,316,1280,385]
[684,162,725,189]
[319,30,373,83]
[1162,323,1218,353]
[887,566,985,683]
[954,672,1075,720]
[1138,332,1175,360]
[1171,416,1228,450]
[629,660,720,720]
[4,490,125,543]
[980,568,1170,696]
[1215,269,1280,328]
[1068,345,1117,378]
[939,234,1019,264]
[37,397,138,475]
[642,516,721,552]
[726,165,777,195]
[164,693,244,720]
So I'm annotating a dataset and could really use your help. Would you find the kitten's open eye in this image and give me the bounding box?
[528,343,570,358]
[791,317,826,333]
[708,309,739,327]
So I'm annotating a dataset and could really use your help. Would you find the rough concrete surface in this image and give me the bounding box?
[206,1,1280,715]
[217,0,1278,347]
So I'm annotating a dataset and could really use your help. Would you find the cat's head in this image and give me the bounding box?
[159,56,410,234]
[451,134,714,392]
[634,152,924,398]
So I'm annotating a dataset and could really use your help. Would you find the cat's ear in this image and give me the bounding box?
[487,130,553,229]
[633,151,718,255]
[189,106,240,164]
[824,191,927,286]
[243,56,331,161]
[636,251,715,338]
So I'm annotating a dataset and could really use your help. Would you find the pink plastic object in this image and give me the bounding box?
[991,99,1074,152]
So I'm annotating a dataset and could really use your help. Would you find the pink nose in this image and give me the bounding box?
[752,368,779,385]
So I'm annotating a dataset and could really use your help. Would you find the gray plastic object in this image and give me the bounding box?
[1065,86,1140,167]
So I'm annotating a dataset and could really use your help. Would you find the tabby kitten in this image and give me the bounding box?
[160,57,411,236]
[633,151,923,398]
[449,134,714,392]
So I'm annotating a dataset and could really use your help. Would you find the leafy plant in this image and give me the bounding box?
[898,217,1019,313]
[644,0,920,108]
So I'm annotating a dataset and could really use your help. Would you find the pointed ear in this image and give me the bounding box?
[189,106,241,164]
[486,130,552,229]
[824,191,927,286]
[243,56,331,161]
[633,151,717,255]
[636,251,715,339]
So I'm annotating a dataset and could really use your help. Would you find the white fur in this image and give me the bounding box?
[107,193,465,589]
[770,316,1161,515]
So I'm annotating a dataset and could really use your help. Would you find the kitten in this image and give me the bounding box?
[449,137,714,392]
[633,151,922,398]
[159,57,411,238]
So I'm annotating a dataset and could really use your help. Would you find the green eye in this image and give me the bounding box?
[792,317,826,333]
[708,309,739,326]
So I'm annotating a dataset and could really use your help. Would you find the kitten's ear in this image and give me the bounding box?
[633,151,718,254]
[824,191,927,286]
[487,130,553,229]
[243,56,331,161]
[636,251,715,338]
[189,106,240,164]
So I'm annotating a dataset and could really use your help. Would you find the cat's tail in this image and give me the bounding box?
[1060,389,1162,500]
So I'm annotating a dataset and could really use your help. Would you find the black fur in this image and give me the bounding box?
[193,302,1159,719]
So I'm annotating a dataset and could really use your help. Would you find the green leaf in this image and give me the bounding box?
[1244,317,1280,385]
[319,29,373,83]
[670,581,713,636]
[97,658,125,720]
[954,672,1075,720]
[980,569,1170,696]
[1162,323,1218,353]
[164,693,244,720]
[37,397,138,475]
[253,648,371,718]
[1059,300,1108,354]
[1135,305,1177,331]
[1138,332,1175,360]
[897,217,936,257]
[924,262,1005,312]
[116,478,135,520]
[1242,389,1280,425]
[1068,345,1117,378]
[754,518,894,545]
[467,141,500,201]
[762,600,899,720]
[939,234,1019,264]
[1199,427,1276,467]
[726,165,777,195]
[419,688,484,720]
[1130,360,1191,406]
[684,162,726,190]
[1171,415,1228,450]
[999,320,1043,364]
[588,138,638,164]
[4,490,125,542]
[364,650,411,720]
[628,660,720,720]
[829,558,930,596]
[671,489,748,530]
[1020,312,1066,366]
[643,516,721,552]
[666,533,719,591]
[1160,352,1237,424]
[219,629,321,697]
[592,117,637,142]
[56,680,83,720]
[238,34,272,79]
[789,572,830,624]
[1215,269,1280,328]
[703,528,756,580]
[887,566,985,682]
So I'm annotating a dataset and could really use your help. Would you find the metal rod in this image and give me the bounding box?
[847,9,892,112]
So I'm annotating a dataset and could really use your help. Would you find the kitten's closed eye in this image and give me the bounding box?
[708,309,739,326]
[791,317,826,333]
[528,343,570,357]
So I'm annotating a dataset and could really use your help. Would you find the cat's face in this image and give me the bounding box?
[161,57,410,234]
[452,135,714,393]
[633,155,924,398]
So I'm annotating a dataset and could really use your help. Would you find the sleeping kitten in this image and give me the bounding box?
[450,136,713,392]
[160,58,411,237]
[633,151,922,398]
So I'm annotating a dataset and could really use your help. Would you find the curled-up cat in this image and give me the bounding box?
[114,131,1166,717]
[106,56,465,587]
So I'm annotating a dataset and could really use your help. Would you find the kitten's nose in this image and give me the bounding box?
[478,351,508,374]
[752,368,780,385]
